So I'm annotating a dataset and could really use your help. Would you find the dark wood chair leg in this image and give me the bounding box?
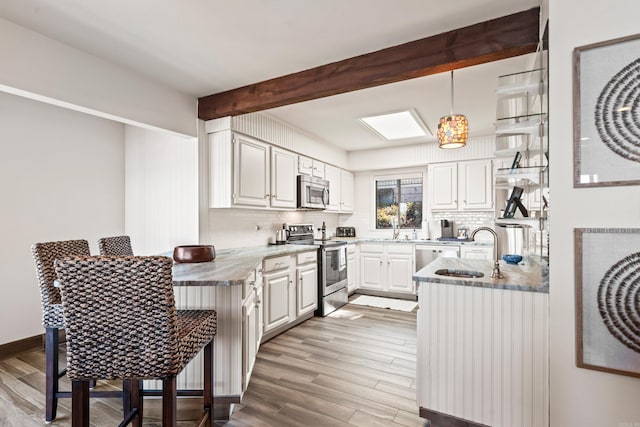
[203,339,213,426]
[162,376,177,427]
[122,379,132,415]
[45,327,59,422]
[71,380,90,427]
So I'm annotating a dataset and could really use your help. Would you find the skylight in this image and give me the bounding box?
[359,110,429,141]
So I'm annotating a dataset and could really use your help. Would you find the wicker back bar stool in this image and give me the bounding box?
[31,239,123,422]
[98,235,133,256]
[54,255,217,427]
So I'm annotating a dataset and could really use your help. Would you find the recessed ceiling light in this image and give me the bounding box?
[359,110,430,140]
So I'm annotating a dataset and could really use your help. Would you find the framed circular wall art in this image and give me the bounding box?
[573,34,640,187]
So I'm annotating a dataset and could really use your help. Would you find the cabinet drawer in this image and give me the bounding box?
[360,243,384,253]
[347,244,357,255]
[263,255,292,272]
[386,243,414,254]
[296,251,317,265]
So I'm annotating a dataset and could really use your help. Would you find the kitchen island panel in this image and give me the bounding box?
[418,281,549,427]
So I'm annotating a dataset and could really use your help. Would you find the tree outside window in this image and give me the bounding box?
[376,177,423,229]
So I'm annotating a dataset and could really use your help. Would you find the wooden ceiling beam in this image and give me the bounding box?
[198,7,540,121]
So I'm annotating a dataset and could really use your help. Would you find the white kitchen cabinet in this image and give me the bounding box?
[429,160,493,211]
[429,163,458,210]
[242,285,259,390]
[346,244,359,293]
[324,164,342,212]
[460,245,493,260]
[359,243,415,294]
[296,262,317,318]
[340,169,354,212]
[233,133,270,207]
[298,155,325,179]
[262,255,294,334]
[458,159,493,210]
[270,147,297,208]
[209,131,297,210]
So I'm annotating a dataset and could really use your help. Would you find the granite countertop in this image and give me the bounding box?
[171,244,318,287]
[413,256,549,293]
[340,237,492,246]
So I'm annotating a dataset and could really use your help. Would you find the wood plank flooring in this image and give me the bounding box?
[0,302,426,426]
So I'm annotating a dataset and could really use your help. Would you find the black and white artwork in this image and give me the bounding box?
[575,228,640,377]
[574,34,640,187]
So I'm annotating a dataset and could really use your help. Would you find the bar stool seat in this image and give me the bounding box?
[54,255,216,427]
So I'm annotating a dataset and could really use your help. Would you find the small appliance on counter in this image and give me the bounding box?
[275,223,288,245]
[335,226,356,237]
[440,219,454,238]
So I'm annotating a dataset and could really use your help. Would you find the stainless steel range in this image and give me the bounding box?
[286,224,348,316]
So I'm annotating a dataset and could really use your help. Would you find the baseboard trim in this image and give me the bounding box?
[419,407,490,427]
[353,289,417,301]
[0,334,43,360]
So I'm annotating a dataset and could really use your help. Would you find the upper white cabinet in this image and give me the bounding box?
[298,155,325,179]
[324,164,342,212]
[209,132,296,209]
[270,147,297,208]
[340,169,354,213]
[323,164,354,213]
[429,159,493,211]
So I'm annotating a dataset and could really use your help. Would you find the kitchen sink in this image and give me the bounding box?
[434,268,484,279]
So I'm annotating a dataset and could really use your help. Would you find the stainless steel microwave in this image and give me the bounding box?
[297,174,329,209]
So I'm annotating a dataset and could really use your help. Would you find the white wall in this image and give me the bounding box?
[0,17,197,138]
[0,92,125,345]
[549,1,640,426]
[124,126,199,255]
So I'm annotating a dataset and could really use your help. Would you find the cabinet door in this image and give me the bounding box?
[233,134,269,207]
[459,159,493,210]
[324,164,341,212]
[298,155,314,175]
[263,270,292,333]
[360,252,384,290]
[270,147,297,208]
[386,246,415,294]
[340,169,354,212]
[429,163,458,210]
[296,264,317,317]
[312,160,325,179]
[242,291,258,391]
[346,246,358,293]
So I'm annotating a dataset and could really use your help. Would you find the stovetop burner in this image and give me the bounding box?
[285,224,346,247]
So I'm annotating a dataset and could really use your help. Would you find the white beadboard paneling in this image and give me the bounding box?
[348,135,495,172]
[417,282,549,427]
[146,285,244,397]
[205,112,348,169]
[124,125,198,255]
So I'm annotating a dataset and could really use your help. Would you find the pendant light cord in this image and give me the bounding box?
[450,70,454,115]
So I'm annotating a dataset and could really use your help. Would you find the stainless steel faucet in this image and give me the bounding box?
[470,226,504,279]
[391,218,400,240]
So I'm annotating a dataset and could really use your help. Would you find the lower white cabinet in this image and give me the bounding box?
[263,256,294,334]
[460,245,493,260]
[359,243,415,294]
[262,251,317,340]
[346,244,359,293]
[296,255,318,317]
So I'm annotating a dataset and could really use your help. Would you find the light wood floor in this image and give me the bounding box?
[0,302,426,426]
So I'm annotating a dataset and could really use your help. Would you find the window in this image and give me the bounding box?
[375,177,423,229]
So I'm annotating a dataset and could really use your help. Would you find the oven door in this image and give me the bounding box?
[322,245,347,295]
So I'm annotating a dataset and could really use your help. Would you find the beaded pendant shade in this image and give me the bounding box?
[437,71,469,149]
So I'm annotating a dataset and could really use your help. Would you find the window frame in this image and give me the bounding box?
[371,171,425,231]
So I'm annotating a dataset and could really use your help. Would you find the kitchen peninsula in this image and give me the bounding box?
[168,243,319,418]
[413,257,549,427]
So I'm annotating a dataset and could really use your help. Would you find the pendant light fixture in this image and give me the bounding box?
[437,70,469,149]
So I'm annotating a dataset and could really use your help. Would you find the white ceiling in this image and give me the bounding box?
[0,0,541,151]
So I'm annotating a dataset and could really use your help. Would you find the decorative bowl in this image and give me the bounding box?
[173,245,216,263]
[502,254,523,265]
